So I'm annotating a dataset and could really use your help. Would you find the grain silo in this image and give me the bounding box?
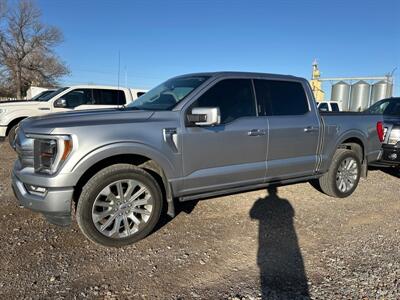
[370,80,392,105]
[331,81,351,110]
[349,80,371,111]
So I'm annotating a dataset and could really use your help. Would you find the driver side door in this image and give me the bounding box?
[179,78,268,196]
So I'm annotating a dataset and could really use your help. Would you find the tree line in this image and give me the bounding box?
[0,0,68,98]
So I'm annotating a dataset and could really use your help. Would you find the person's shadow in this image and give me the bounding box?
[250,186,310,299]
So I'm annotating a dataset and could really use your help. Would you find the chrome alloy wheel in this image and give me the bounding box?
[336,157,359,193]
[92,179,154,238]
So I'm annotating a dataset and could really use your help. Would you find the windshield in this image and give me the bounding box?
[31,90,55,101]
[36,87,69,101]
[367,98,400,116]
[126,76,209,110]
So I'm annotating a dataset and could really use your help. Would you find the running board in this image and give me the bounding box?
[178,175,320,202]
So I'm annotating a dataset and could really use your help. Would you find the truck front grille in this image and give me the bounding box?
[15,130,34,168]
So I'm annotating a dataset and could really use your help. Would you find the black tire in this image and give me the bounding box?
[8,124,18,148]
[311,149,361,198]
[76,164,163,247]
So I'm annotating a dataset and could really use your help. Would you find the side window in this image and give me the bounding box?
[331,103,340,112]
[191,79,256,124]
[61,89,93,108]
[254,80,309,116]
[318,103,329,111]
[92,89,126,105]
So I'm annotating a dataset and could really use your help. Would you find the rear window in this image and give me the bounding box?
[254,80,309,116]
[331,103,340,112]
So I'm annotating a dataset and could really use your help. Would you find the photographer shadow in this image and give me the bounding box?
[250,186,310,299]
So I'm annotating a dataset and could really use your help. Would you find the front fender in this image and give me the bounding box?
[69,142,177,185]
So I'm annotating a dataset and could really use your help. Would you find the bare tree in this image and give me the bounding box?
[0,0,68,98]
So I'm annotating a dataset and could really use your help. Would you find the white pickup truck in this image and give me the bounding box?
[0,85,146,145]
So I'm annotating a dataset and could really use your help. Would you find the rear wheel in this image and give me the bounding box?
[76,164,163,247]
[311,149,361,198]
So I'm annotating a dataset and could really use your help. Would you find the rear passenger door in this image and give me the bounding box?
[180,78,268,196]
[254,79,320,180]
[92,89,126,107]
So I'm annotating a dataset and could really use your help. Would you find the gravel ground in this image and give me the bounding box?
[0,142,399,299]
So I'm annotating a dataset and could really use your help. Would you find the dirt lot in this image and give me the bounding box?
[0,142,399,299]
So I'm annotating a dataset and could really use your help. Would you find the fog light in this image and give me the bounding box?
[25,184,47,195]
[389,153,398,160]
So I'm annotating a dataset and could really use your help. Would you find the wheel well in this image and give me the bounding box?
[338,138,364,161]
[73,154,170,213]
[6,117,27,135]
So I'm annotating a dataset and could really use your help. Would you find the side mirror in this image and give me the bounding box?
[54,98,67,108]
[187,107,220,126]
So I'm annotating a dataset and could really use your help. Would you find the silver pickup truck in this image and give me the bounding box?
[11,72,383,247]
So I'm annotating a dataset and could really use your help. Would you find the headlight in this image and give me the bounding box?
[388,128,400,145]
[32,135,73,174]
[0,108,7,114]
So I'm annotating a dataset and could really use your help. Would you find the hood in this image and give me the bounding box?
[20,108,154,135]
[0,100,41,107]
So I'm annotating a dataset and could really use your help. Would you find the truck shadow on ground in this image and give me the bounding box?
[250,186,310,299]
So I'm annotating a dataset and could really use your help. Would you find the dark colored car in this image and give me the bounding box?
[366,97,400,168]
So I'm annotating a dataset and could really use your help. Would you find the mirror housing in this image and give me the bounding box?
[54,98,67,108]
[187,107,220,126]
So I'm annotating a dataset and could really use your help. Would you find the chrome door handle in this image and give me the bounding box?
[304,126,318,133]
[248,129,266,136]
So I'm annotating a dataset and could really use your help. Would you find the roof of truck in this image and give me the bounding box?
[174,71,303,81]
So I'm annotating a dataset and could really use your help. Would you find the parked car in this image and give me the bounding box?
[318,101,341,112]
[365,97,400,168]
[0,85,142,146]
[11,72,383,247]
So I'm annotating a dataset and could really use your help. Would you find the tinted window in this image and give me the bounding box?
[318,103,329,111]
[93,89,126,105]
[367,100,390,114]
[388,101,400,115]
[331,103,340,112]
[254,80,309,116]
[192,79,256,124]
[62,89,92,108]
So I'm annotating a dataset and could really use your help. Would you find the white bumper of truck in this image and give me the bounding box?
[0,125,7,139]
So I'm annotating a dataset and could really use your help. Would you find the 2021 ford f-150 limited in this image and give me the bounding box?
[11,72,383,247]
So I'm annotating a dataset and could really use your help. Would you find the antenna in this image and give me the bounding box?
[125,65,128,88]
[117,50,121,108]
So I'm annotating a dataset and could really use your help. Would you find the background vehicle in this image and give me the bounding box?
[318,101,341,112]
[366,97,400,168]
[30,89,56,101]
[12,72,383,247]
[0,85,144,145]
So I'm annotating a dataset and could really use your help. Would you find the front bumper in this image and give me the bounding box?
[371,145,400,167]
[0,125,7,140]
[12,171,74,226]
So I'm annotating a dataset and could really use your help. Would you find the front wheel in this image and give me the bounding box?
[311,149,361,198]
[8,124,18,148]
[76,164,163,247]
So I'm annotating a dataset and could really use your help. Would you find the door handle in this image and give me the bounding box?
[304,126,318,133]
[248,129,266,136]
